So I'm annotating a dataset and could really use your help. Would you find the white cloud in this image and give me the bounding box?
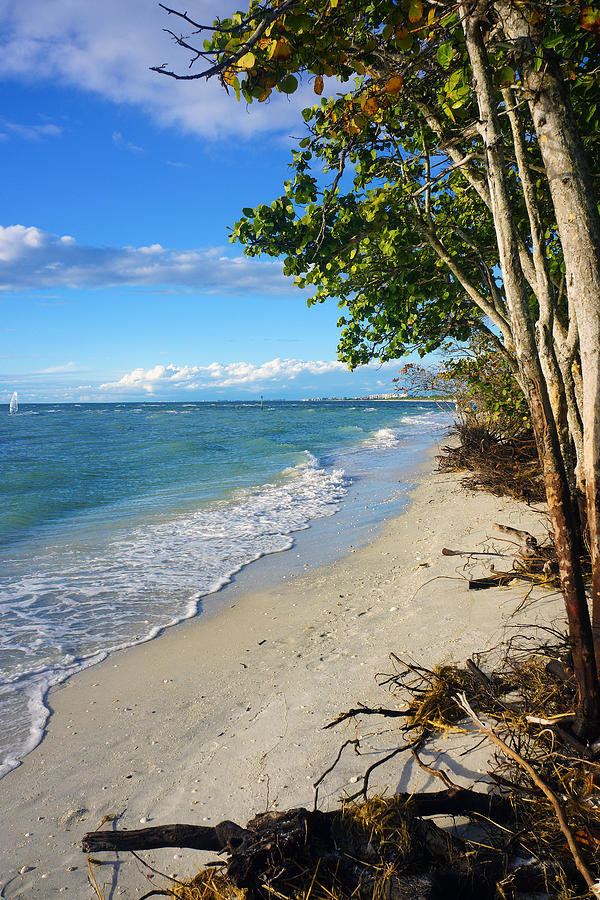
[38,361,76,374]
[112,130,143,153]
[0,224,46,262]
[0,0,314,139]
[0,117,62,141]
[100,358,347,394]
[0,224,292,294]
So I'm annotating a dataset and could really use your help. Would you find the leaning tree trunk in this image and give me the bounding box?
[462,1,600,737]
[499,0,600,679]
[501,86,576,491]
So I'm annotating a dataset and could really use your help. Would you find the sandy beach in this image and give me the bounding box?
[0,455,564,899]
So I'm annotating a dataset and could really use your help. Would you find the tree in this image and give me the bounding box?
[154,0,600,736]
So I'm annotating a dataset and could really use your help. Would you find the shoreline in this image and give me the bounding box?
[0,455,563,898]
[0,425,438,783]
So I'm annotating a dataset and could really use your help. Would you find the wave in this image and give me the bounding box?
[0,455,347,777]
[367,427,402,449]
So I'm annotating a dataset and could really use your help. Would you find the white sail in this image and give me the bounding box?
[9,391,17,415]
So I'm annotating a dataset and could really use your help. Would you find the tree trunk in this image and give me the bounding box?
[462,2,600,736]
[499,0,600,679]
[501,86,576,491]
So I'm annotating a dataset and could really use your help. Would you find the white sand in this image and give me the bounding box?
[0,459,563,898]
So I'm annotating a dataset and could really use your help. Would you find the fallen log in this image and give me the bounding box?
[82,801,581,900]
[82,789,513,855]
[82,821,245,854]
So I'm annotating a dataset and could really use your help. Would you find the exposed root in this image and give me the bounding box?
[83,642,600,900]
[438,423,544,503]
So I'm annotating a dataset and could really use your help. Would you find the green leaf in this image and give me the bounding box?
[437,41,454,69]
[445,69,463,94]
[278,74,299,94]
[497,66,516,86]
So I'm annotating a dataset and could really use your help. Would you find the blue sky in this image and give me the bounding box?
[0,1,410,401]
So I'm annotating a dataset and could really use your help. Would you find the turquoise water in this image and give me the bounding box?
[0,400,450,777]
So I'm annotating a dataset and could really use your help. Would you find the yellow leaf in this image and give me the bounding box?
[314,75,324,95]
[344,119,361,135]
[271,38,292,60]
[361,95,380,115]
[580,6,600,29]
[223,67,237,85]
[237,51,256,69]
[385,75,403,94]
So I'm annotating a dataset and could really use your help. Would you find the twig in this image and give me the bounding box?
[411,748,458,789]
[456,692,600,896]
[313,738,361,811]
[131,850,186,886]
[87,857,104,900]
[346,743,413,801]
[323,704,410,729]
[151,0,301,81]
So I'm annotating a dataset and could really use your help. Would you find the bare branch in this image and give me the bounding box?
[457,692,600,896]
[151,0,301,81]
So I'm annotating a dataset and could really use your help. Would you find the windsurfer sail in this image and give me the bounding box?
[9,392,18,415]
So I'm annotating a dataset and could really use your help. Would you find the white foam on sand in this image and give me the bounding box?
[0,455,348,777]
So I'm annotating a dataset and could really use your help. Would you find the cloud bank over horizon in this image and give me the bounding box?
[99,358,349,395]
[0,224,293,294]
[2,357,399,402]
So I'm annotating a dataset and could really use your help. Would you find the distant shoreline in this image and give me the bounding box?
[4,397,454,406]
[300,397,453,402]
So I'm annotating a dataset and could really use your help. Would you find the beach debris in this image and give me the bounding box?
[441,521,562,592]
[81,635,600,899]
[492,523,539,556]
[82,791,580,900]
[437,423,544,503]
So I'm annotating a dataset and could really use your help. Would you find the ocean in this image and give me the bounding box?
[0,399,450,777]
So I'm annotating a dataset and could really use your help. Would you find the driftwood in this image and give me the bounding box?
[82,789,513,855]
[492,522,539,556]
[84,807,475,899]
[467,572,515,589]
[459,522,558,589]
[83,799,581,900]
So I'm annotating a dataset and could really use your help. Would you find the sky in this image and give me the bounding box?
[0,0,410,402]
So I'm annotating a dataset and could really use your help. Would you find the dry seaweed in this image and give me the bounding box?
[85,633,600,900]
[437,423,545,503]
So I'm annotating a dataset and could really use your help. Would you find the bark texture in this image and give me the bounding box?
[499,0,600,679]
[462,1,600,734]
